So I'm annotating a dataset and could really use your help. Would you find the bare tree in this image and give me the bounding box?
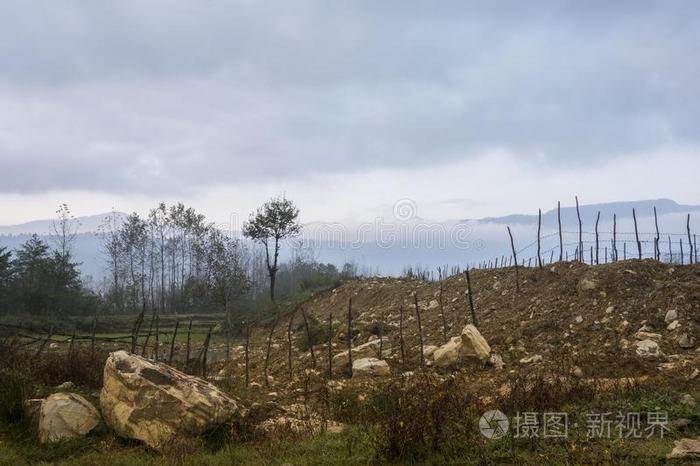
[52,203,81,258]
[243,196,301,301]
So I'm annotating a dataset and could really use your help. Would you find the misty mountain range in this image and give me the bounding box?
[1,199,698,281]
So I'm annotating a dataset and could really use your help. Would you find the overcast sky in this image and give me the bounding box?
[1,1,698,226]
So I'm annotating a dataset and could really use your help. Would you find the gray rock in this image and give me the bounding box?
[678,333,696,349]
[664,309,678,323]
[635,339,661,359]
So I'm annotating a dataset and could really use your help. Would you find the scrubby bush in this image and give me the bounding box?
[0,369,31,423]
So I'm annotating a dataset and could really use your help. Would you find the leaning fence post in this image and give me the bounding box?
[327,312,333,380]
[654,206,661,260]
[142,308,155,357]
[244,322,251,387]
[154,311,159,361]
[287,311,295,379]
[399,304,406,368]
[575,196,583,260]
[413,292,424,369]
[595,211,600,265]
[346,298,353,377]
[185,318,192,370]
[687,214,694,265]
[537,208,543,269]
[633,208,642,259]
[438,274,448,344]
[264,312,280,388]
[168,320,179,365]
[464,268,478,328]
[680,239,684,265]
[202,326,212,378]
[90,316,97,357]
[507,226,520,291]
[558,201,563,262]
[301,308,316,369]
[131,305,145,354]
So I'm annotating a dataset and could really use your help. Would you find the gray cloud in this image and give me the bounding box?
[0,1,698,194]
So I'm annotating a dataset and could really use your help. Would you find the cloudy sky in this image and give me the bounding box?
[1,1,698,226]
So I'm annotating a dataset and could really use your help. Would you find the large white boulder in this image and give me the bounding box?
[100,351,240,450]
[38,393,101,444]
[352,357,390,378]
[433,337,462,367]
[433,325,491,368]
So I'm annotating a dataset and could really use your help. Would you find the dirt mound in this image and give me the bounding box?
[219,260,699,398]
[295,260,699,376]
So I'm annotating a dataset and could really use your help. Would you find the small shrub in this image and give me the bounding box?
[371,374,480,461]
[0,369,32,423]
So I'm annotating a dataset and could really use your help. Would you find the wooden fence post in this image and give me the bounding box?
[264,312,280,388]
[633,208,642,259]
[90,316,97,357]
[537,208,543,269]
[287,312,295,379]
[687,214,694,265]
[301,308,316,369]
[168,320,179,365]
[438,273,448,344]
[464,268,478,328]
[142,308,155,357]
[654,206,661,260]
[244,322,251,387]
[131,305,145,354]
[507,226,520,291]
[201,326,212,378]
[668,236,672,263]
[414,292,424,369]
[185,318,192,371]
[595,211,600,265]
[613,214,618,261]
[399,304,406,368]
[575,196,583,260]
[327,312,333,380]
[680,239,684,265]
[558,201,563,262]
[154,311,159,361]
[346,298,353,377]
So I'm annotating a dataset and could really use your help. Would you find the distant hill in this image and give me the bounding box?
[469,199,700,227]
[0,212,128,236]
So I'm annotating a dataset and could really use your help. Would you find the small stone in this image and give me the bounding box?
[605,306,615,314]
[678,334,696,349]
[574,315,583,324]
[56,381,75,390]
[519,354,543,364]
[635,339,661,359]
[488,353,505,370]
[572,366,584,378]
[667,320,680,331]
[664,309,678,323]
[680,394,696,407]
